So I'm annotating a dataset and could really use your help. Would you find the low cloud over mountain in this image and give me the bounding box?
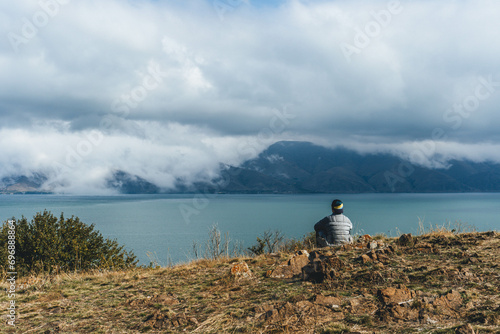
[3,141,500,194]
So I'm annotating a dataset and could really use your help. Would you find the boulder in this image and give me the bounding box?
[267,250,310,279]
[302,251,345,283]
[229,262,252,279]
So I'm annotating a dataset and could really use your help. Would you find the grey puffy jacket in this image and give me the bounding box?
[314,214,353,246]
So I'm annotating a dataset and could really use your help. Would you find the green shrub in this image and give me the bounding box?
[248,230,285,255]
[0,210,137,276]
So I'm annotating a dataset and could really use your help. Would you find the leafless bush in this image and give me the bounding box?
[191,224,241,261]
[205,224,230,259]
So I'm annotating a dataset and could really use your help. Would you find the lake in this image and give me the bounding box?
[1,193,499,265]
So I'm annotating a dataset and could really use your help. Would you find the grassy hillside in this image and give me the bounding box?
[1,230,499,333]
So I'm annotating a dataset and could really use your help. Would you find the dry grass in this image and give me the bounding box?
[417,217,477,236]
[1,230,499,333]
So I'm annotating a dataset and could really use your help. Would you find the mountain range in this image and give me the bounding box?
[205,141,500,194]
[2,141,500,194]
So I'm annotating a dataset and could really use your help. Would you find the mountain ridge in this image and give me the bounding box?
[212,141,500,194]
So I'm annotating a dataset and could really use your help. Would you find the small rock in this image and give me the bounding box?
[398,233,414,247]
[264,308,280,322]
[48,306,63,314]
[295,300,314,309]
[426,316,438,324]
[369,241,378,249]
[230,262,252,279]
[348,298,360,307]
[155,294,180,306]
[378,285,416,305]
[255,303,274,315]
[376,253,389,263]
[455,324,475,334]
[340,244,353,251]
[314,294,341,308]
[361,254,372,264]
[360,234,372,242]
[433,290,462,310]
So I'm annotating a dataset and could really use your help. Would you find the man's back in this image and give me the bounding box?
[314,213,353,246]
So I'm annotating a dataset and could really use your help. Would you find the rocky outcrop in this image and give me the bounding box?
[266,250,310,279]
[377,286,465,323]
[301,250,345,283]
[432,290,463,318]
[358,245,395,264]
[262,232,500,330]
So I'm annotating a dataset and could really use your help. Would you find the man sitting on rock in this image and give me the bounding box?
[314,199,353,247]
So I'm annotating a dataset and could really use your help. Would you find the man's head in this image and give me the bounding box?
[331,199,343,214]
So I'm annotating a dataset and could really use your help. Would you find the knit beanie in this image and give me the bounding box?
[331,199,344,214]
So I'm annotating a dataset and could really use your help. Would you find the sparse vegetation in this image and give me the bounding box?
[0,220,498,333]
[416,217,477,236]
[247,229,285,255]
[191,224,244,261]
[247,229,316,255]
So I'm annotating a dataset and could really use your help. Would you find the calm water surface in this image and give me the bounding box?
[1,193,498,265]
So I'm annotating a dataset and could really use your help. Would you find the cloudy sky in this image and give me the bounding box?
[1,0,499,193]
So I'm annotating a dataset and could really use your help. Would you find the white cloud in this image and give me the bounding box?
[0,121,274,193]
[1,0,500,193]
